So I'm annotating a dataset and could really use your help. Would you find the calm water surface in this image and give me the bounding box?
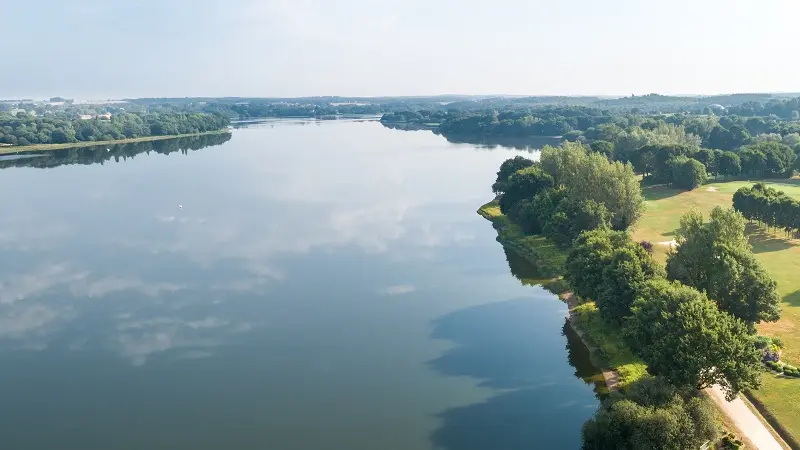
[0,120,598,450]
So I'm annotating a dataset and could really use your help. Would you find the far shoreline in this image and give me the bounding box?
[0,130,232,155]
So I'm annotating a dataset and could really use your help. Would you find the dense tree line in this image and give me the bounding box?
[493,143,643,247]
[565,206,778,395]
[734,183,800,238]
[0,112,229,146]
[0,132,231,170]
[582,376,718,449]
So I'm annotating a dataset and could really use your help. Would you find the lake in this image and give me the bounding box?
[0,119,599,450]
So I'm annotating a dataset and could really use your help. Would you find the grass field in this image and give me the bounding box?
[631,178,800,444]
[0,130,231,154]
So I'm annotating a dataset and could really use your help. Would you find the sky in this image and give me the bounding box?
[4,0,800,99]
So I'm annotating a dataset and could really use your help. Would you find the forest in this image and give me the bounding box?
[0,112,230,146]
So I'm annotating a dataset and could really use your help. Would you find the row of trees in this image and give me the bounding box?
[0,133,231,170]
[493,143,644,247]
[734,183,800,238]
[0,112,230,146]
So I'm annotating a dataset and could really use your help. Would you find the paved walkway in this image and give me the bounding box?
[706,385,784,450]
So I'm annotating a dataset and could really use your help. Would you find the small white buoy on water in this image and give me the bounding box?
[107,148,111,152]
[179,205,183,209]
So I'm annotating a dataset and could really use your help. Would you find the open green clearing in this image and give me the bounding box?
[631,178,800,444]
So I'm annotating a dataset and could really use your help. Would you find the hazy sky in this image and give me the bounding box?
[5,0,800,99]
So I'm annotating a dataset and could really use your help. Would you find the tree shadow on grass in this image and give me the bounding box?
[782,290,800,308]
[746,224,799,254]
[427,299,598,450]
[641,184,683,202]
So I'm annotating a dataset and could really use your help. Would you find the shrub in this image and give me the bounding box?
[783,364,797,372]
[639,240,654,254]
[765,361,782,372]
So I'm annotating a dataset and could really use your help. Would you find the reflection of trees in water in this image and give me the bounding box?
[0,133,232,169]
[378,120,560,151]
[562,321,608,397]
[503,248,548,286]
[439,133,560,151]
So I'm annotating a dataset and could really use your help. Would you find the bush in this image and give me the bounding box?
[765,361,782,372]
[639,240,654,254]
[783,364,797,372]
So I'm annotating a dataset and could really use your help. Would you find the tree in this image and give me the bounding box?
[590,140,614,159]
[582,377,718,450]
[668,156,707,190]
[694,148,716,175]
[596,244,665,324]
[540,143,644,230]
[625,279,762,400]
[492,156,534,194]
[565,228,661,315]
[544,198,611,247]
[666,207,781,325]
[739,142,796,177]
[718,151,741,178]
[498,165,554,213]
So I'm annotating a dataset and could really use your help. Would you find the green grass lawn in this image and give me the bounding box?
[632,178,800,444]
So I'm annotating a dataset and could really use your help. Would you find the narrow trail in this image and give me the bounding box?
[706,385,785,450]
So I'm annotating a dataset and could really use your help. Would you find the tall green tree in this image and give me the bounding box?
[498,165,554,213]
[666,207,781,325]
[625,279,762,400]
[492,156,534,194]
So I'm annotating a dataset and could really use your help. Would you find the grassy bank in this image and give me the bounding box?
[571,302,649,387]
[478,200,646,387]
[631,178,800,444]
[0,130,231,154]
[478,200,567,278]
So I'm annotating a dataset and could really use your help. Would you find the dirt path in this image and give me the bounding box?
[561,292,620,391]
[706,385,785,450]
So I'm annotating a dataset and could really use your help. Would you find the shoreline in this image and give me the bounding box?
[0,130,232,155]
[477,196,789,449]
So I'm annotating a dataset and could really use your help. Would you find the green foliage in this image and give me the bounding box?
[498,165,554,213]
[738,141,796,178]
[540,143,644,230]
[544,198,611,246]
[589,140,614,159]
[581,377,718,450]
[492,156,534,194]
[0,112,229,146]
[718,151,742,177]
[667,156,707,190]
[625,279,762,400]
[667,207,781,325]
[566,229,664,324]
[572,302,648,386]
[733,182,800,238]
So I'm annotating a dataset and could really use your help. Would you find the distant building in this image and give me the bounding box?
[78,114,94,120]
[96,113,111,120]
[707,104,727,113]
